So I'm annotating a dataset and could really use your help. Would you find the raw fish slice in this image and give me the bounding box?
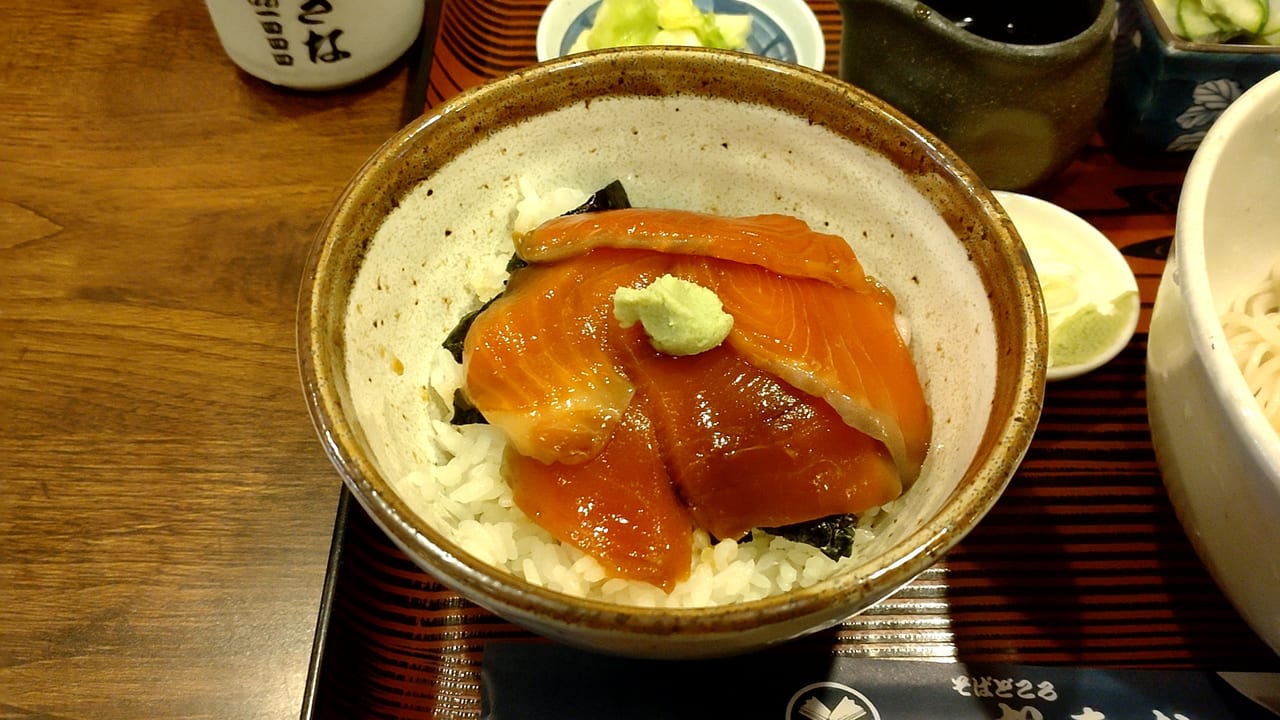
[464,212,930,585]
[518,208,872,291]
[506,398,694,591]
[463,250,672,465]
[616,332,901,541]
[679,258,931,482]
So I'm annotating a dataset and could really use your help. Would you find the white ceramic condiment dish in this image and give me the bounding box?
[1146,70,1280,655]
[994,191,1139,381]
[536,0,825,70]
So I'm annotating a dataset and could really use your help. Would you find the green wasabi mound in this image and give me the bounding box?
[570,0,753,53]
[612,274,734,356]
[1050,290,1140,367]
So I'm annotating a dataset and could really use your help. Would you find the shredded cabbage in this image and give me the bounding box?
[571,0,752,52]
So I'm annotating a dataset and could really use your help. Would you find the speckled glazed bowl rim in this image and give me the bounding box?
[298,47,1046,650]
[1138,0,1280,54]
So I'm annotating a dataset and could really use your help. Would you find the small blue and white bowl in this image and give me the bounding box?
[536,0,826,71]
[1107,0,1280,155]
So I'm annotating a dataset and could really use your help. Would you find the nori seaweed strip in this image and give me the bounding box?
[443,298,495,425]
[450,389,487,425]
[443,180,630,425]
[764,514,862,560]
[441,294,500,364]
[563,179,631,216]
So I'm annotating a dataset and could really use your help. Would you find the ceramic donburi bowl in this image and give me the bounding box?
[298,47,1046,659]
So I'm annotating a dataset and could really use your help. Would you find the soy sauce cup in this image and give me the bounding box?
[835,0,1117,192]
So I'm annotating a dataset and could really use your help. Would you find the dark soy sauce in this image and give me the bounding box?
[926,0,1096,44]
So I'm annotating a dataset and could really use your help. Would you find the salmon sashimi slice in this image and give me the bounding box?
[517,208,873,291]
[678,258,931,482]
[616,332,902,542]
[460,204,933,587]
[506,398,695,591]
[462,249,672,465]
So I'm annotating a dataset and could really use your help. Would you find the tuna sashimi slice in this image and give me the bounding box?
[517,208,872,291]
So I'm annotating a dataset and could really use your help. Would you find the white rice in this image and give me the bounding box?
[381,180,892,607]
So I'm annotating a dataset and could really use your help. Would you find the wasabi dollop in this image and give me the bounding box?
[1049,291,1140,367]
[613,274,733,356]
[994,191,1141,378]
[1029,234,1140,371]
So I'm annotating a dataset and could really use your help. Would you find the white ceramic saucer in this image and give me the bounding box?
[536,0,825,71]
[994,191,1140,381]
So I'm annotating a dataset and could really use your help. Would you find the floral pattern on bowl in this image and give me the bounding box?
[1106,0,1280,155]
[1166,78,1243,152]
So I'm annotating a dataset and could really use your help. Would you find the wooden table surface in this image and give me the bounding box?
[4,3,1279,720]
[0,4,419,718]
[312,0,1280,716]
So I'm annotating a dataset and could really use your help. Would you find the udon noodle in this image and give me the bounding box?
[1221,262,1280,431]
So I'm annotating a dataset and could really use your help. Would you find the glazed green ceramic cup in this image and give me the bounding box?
[836,0,1116,191]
